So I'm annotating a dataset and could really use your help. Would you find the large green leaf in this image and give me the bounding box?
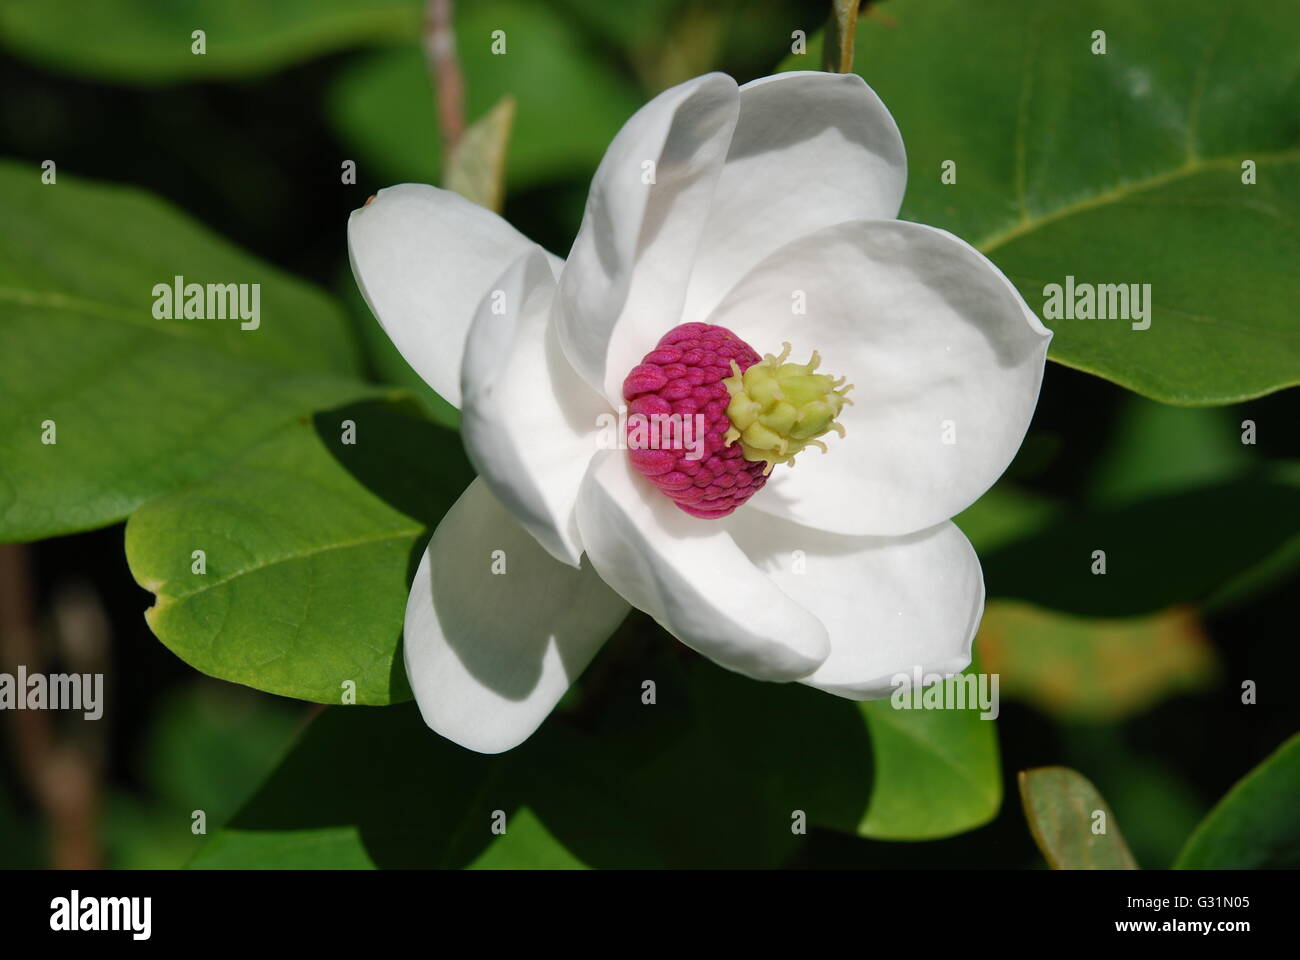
[0,161,372,541]
[193,647,1002,868]
[1020,766,1139,869]
[782,0,1300,404]
[190,703,581,869]
[1175,731,1300,868]
[329,0,642,192]
[125,400,472,706]
[0,0,421,82]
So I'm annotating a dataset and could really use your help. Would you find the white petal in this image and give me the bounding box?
[728,511,985,700]
[461,247,608,567]
[405,478,629,754]
[709,219,1052,536]
[682,71,908,324]
[348,184,538,407]
[557,73,740,404]
[575,450,829,681]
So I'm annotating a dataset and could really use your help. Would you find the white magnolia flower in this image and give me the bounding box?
[348,72,1051,753]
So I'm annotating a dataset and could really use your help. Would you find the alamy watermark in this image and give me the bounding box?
[1042,275,1151,330]
[152,274,260,330]
[596,405,707,460]
[890,666,1000,720]
[50,891,150,940]
[0,666,103,720]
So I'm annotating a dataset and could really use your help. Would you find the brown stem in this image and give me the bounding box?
[0,545,104,869]
[823,0,863,73]
[425,0,465,167]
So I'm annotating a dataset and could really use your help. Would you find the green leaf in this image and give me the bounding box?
[0,0,422,82]
[329,0,642,192]
[142,682,304,818]
[977,601,1216,722]
[981,478,1300,616]
[103,681,304,869]
[1175,731,1300,868]
[0,161,372,541]
[125,399,472,706]
[1019,766,1139,869]
[1087,396,1249,505]
[190,703,582,869]
[542,651,1001,855]
[857,690,1002,840]
[194,644,1003,868]
[445,95,516,213]
[781,0,1300,404]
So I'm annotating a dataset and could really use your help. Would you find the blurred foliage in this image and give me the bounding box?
[0,0,422,82]
[329,1,643,193]
[978,602,1216,723]
[102,682,303,868]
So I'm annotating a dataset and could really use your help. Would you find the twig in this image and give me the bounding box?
[424,0,465,166]
[823,0,863,73]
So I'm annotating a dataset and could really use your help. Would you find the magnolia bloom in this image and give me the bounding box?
[348,72,1051,754]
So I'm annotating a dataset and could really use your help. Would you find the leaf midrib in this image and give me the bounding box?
[976,148,1300,255]
[149,526,422,607]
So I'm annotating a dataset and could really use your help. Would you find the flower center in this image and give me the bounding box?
[620,323,850,518]
[723,343,853,475]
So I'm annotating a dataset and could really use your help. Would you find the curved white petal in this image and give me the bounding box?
[461,248,608,567]
[709,218,1052,537]
[575,450,829,681]
[681,71,907,324]
[405,479,629,754]
[727,511,985,700]
[348,184,538,407]
[557,73,740,405]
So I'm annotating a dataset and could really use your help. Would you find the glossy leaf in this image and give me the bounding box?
[125,400,473,706]
[1175,731,1300,868]
[0,161,371,541]
[1020,766,1138,869]
[782,0,1300,404]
